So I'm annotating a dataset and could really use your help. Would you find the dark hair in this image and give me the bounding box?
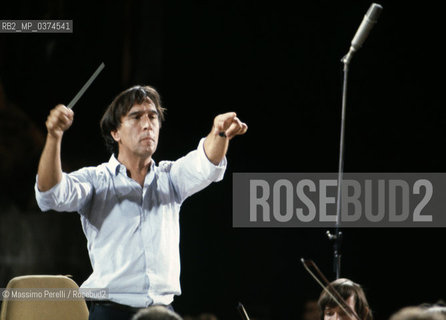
[100,85,166,156]
[390,306,446,320]
[132,305,183,320]
[318,278,372,320]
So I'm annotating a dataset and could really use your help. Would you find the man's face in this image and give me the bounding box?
[323,295,356,320]
[111,100,160,160]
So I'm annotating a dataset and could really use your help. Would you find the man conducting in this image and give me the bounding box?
[35,85,248,320]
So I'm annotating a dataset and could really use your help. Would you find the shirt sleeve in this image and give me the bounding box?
[35,168,94,213]
[167,138,227,203]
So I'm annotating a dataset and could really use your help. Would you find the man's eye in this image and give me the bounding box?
[135,113,146,120]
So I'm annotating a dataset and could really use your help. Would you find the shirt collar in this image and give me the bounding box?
[106,154,156,176]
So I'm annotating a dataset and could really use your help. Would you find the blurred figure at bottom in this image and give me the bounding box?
[318,278,372,320]
[132,305,183,320]
[390,303,446,320]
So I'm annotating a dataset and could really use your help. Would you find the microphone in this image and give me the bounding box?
[342,3,383,64]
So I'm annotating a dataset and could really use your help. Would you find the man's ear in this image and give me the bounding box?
[111,130,120,142]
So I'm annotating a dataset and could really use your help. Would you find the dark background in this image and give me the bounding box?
[0,1,445,319]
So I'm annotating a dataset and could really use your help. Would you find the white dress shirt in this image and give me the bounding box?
[35,138,226,307]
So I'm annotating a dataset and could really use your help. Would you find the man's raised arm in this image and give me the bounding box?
[203,112,248,165]
[37,104,74,191]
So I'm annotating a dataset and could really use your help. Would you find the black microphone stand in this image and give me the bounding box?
[326,59,348,280]
[327,2,382,280]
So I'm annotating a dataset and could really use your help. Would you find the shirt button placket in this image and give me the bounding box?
[140,184,151,293]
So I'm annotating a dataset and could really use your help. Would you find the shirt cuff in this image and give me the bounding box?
[198,137,227,181]
[34,174,65,211]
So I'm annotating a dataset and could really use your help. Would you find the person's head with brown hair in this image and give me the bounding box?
[390,306,446,320]
[100,85,166,157]
[390,303,446,320]
[132,305,183,320]
[318,278,372,320]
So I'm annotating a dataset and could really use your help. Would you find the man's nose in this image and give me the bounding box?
[141,114,151,129]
